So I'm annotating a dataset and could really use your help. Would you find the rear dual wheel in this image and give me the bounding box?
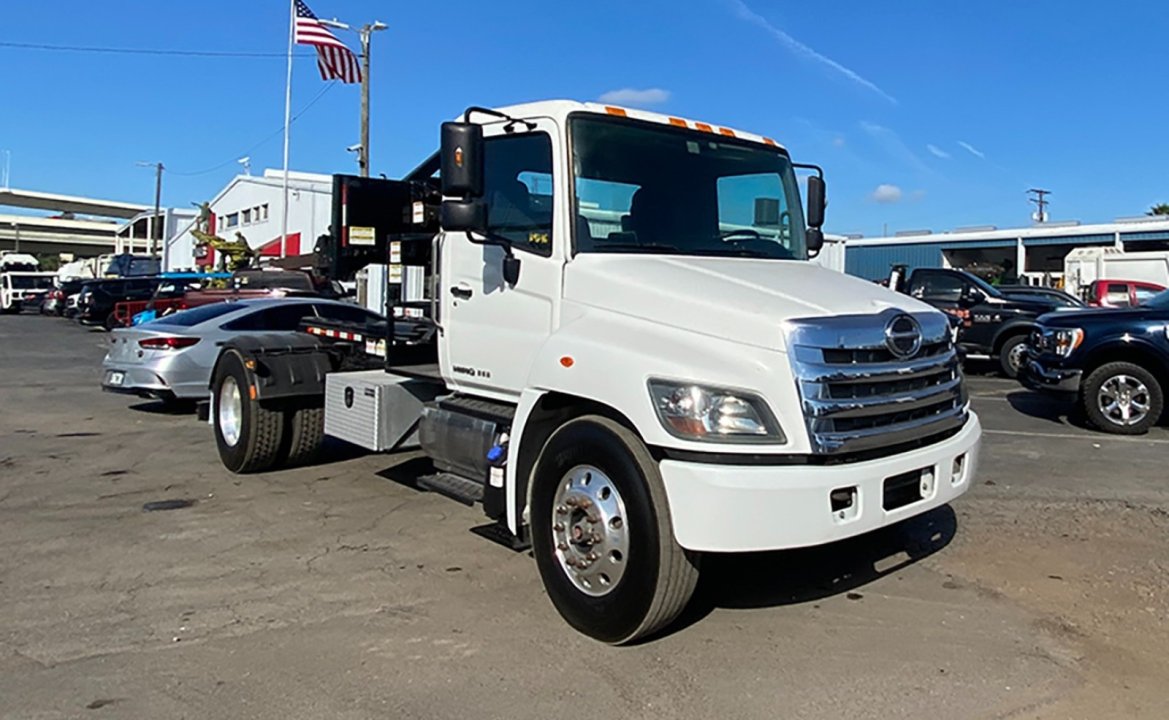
[212,351,327,473]
[530,415,700,644]
[213,351,285,473]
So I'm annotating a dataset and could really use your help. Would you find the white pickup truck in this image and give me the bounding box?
[206,100,981,643]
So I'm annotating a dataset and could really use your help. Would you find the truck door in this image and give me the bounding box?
[439,119,562,398]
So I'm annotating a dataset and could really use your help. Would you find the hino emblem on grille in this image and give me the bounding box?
[885,314,923,359]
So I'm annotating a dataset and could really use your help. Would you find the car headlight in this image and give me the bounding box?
[1043,327,1084,357]
[648,380,784,443]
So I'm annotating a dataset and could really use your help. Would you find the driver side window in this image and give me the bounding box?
[482,133,554,256]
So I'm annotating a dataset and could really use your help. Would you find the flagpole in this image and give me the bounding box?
[280,0,295,259]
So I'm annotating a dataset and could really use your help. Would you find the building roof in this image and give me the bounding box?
[0,187,147,219]
[847,217,1169,247]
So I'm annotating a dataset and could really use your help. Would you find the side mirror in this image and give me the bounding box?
[440,122,484,198]
[440,199,487,234]
[806,227,824,256]
[805,175,826,230]
[962,287,987,306]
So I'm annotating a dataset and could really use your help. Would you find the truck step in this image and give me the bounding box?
[470,522,531,553]
[437,394,516,424]
[418,472,484,506]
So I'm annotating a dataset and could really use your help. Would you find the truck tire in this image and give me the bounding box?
[529,415,700,644]
[283,401,325,467]
[997,334,1029,378]
[212,351,286,473]
[1082,361,1164,435]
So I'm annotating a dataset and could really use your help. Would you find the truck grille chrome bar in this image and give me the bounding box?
[787,309,968,455]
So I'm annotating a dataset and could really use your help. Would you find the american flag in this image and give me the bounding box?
[294,0,361,84]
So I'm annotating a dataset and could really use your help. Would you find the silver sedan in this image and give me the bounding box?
[101,298,380,403]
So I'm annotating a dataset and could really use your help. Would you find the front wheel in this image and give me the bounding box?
[529,415,700,644]
[999,335,1029,378]
[212,351,286,473]
[1082,362,1163,435]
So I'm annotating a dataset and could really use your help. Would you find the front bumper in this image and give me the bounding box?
[1018,359,1081,394]
[659,413,981,552]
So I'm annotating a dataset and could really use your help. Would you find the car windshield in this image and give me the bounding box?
[1141,289,1169,309]
[570,115,807,260]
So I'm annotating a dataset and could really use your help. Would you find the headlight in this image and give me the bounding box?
[648,380,784,443]
[1043,327,1084,357]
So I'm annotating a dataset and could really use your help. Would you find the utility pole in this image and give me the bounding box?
[136,161,164,257]
[1028,188,1051,223]
[322,18,387,177]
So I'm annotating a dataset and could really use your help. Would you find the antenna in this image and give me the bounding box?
[237,156,251,176]
[1028,188,1051,223]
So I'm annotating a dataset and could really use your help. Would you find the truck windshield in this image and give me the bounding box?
[570,115,807,260]
[9,275,54,290]
[1142,289,1169,309]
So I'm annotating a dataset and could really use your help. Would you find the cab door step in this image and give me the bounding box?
[418,472,484,506]
[437,394,516,424]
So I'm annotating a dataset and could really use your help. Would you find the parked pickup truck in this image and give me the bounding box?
[1021,288,1169,434]
[889,266,1062,377]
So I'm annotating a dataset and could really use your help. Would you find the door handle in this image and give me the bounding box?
[450,284,473,300]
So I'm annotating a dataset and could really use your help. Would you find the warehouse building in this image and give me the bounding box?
[164,169,333,271]
[844,216,1169,286]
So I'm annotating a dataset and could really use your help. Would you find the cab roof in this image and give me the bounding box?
[482,100,787,152]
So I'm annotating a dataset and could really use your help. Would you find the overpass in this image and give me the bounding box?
[0,187,148,256]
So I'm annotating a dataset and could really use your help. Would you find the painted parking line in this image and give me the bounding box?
[983,428,1169,445]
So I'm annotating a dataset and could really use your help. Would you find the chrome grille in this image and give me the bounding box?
[787,309,968,455]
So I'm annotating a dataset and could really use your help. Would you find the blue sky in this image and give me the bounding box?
[2,0,1167,237]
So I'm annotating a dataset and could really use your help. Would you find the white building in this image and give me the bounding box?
[116,208,198,258]
[164,169,333,271]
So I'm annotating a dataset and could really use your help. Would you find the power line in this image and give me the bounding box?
[168,82,338,177]
[0,40,315,58]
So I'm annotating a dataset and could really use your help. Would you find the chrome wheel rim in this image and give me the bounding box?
[1097,374,1150,426]
[218,376,243,447]
[1007,342,1028,374]
[551,465,629,597]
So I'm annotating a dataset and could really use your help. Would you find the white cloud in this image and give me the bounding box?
[871,184,903,204]
[926,144,950,159]
[957,140,985,159]
[726,0,896,104]
[833,136,846,148]
[597,88,670,106]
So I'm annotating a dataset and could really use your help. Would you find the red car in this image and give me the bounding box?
[1084,279,1165,308]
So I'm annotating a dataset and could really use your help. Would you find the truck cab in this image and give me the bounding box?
[207,101,981,643]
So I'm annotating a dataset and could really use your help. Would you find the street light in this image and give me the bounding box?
[319,17,387,177]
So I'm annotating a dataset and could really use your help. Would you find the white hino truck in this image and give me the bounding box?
[204,101,982,643]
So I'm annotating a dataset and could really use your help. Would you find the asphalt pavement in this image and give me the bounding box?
[1,314,1166,719]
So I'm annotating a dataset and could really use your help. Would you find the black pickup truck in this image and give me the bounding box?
[890,266,1062,377]
[1021,289,1169,434]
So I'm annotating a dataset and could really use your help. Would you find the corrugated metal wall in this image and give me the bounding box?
[845,243,945,280]
[1121,230,1169,242]
[1023,234,1112,246]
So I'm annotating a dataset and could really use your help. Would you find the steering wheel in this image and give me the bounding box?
[719,229,764,244]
